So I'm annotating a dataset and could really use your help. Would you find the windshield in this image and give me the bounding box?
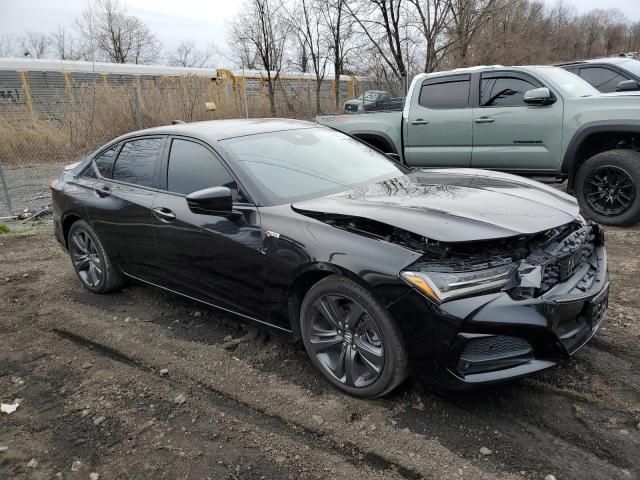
[620,59,640,77]
[358,91,380,101]
[534,66,600,97]
[222,127,406,204]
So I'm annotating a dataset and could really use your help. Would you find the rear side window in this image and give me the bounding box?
[167,139,237,195]
[112,138,163,188]
[94,146,118,178]
[419,80,470,109]
[579,67,628,93]
[481,77,538,107]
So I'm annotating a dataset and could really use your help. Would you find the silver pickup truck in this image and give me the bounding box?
[317,65,640,226]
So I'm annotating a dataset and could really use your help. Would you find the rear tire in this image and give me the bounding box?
[575,149,640,226]
[68,219,125,293]
[300,275,408,398]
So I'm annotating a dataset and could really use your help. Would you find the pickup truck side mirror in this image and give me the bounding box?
[523,87,555,106]
[616,79,640,92]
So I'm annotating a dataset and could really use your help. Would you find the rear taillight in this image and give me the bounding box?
[49,179,59,191]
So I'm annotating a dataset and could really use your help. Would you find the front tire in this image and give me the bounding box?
[300,275,408,398]
[575,150,640,226]
[68,219,125,293]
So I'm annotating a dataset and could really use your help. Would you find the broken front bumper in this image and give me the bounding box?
[387,245,608,389]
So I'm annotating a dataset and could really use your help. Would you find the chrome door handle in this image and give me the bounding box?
[152,207,176,222]
[411,119,429,125]
[474,117,495,123]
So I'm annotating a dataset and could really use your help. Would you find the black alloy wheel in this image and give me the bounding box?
[583,165,635,216]
[300,275,407,398]
[309,294,384,388]
[575,150,640,226]
[70,228,103,288]
[67,219,125,293]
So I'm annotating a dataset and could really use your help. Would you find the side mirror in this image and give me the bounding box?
[523,87,555,106]
[616,79,640,92]
[186,186,233,215]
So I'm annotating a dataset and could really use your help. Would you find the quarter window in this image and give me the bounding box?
[112,138,163,188]
[94,146,118,178]
[481,77,538,107]
[419,79,470,109]
[579,67,628,93]
[167,139,237,195]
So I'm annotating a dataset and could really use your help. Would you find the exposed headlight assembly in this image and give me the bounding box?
[400,263,515,303]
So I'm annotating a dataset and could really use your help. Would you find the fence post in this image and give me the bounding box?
[133,83,143,130]
[18,71,35,118]
[0,162,13,216]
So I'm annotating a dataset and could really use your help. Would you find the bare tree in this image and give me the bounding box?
[169,40,214,68]
[602,9,627,56]
[50,26,83,60]
[347,0,410,84]
[447,0,499,67]
[228,0,291,115]
[0,35,17,57]
[409,0,453,73]
[321,0,357,108]
[288,0,330,112]
[19,31,49,58]
[581,9,607,57]
[76,0,161,64]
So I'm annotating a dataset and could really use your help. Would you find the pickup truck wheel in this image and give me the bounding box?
[575,150,640,226]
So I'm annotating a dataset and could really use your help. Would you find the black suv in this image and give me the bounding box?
[558,57,640,93]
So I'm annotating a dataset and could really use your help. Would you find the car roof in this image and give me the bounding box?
[556,57,633,67]
[118,118,317,142]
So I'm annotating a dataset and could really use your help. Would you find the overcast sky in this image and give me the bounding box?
[1,0,640,66]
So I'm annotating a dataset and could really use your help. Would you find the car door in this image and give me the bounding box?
[404,74,473,168]
[152,137,266,319]
[85,136,166,283]
[578,66,631,93]
[471,72,563,172]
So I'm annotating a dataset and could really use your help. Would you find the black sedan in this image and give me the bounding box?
[51,119,609,397]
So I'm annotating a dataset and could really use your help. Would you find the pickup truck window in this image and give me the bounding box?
[481,77,537,107]
[419,80,470,109]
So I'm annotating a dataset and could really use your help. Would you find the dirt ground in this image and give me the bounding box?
[1,218,639,480]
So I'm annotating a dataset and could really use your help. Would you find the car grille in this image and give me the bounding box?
[539,226,595,292]
[462,335,532,358]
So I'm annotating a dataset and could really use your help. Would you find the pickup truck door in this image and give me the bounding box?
[404,74,472,168]
[471,72,563,172]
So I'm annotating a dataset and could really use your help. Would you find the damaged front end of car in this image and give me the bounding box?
[302,210,608,386]
[392,219,608,386]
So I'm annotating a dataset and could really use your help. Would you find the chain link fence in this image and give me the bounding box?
[0,59,405,216]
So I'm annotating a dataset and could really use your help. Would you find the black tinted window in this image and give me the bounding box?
[419,80,470,109]
[82,163,98,179]
[167,139,236,195]
[112,138,162,187]
[94,146,117,178]
[580,67,628,93]
[481,77,537,107]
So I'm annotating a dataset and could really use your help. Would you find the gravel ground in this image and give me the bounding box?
[0,218,639,480]
[0,163,66,217]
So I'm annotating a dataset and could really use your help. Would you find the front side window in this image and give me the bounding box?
[222,127,406,204]
[167,139,237,195]
[94,146,118,178]
[481,77,537,107]
[419,80,470,109]
[112,138,163,188]
[580,67,628,93]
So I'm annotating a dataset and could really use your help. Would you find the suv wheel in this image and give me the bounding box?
[575,150,640,226]
[299,275,408,398]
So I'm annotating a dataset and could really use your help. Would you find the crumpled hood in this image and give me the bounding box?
[292,169,580,242]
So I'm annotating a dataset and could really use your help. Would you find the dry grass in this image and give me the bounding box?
[0,76,342,167]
